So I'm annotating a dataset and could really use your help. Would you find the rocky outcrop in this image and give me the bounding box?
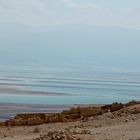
[62,106,104,119]
[45,113,66,123]
[15,113,46,120]
[62,107,80,115]
[110,103,140,119]
[0,122,6,126]
[110,102,124,112]
[62,107,80,121]
[15,119,26,126]
[79,107,103,117]
[27,117,44,125]
[5,119,26,126]
[101,104,111,112]
[6,119,15,126]
[125,100,140,107]
[0,101,139,127]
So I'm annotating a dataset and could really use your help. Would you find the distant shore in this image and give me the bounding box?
[0,103,73,121]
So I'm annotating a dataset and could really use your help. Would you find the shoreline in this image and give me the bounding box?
[0,102,106,121]
[0,100,138,121]
[0,100,140,140]
[0,103,74,121]
[0,100,138,122]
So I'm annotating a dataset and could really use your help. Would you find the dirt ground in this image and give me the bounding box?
[0,104,140,140]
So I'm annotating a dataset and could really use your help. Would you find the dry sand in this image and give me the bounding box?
[0,104,140,140]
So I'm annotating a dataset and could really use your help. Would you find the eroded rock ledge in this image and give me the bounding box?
[0,100,139,127]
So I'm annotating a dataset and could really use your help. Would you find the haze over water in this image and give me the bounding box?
[0,0,140,105]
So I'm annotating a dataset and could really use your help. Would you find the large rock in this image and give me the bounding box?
[14,119,26,126]
[45,113,67,123]
[101,105,111,112]
[62,107,80,115]
[0,122,6,126]
[110,102,124,112]
[27,117,44,125]
[65,113,80,120]
[15,113,46,120]
[80,107,103,117]
[57,113,68,122]
[61,107,81,121]
[46,114,59,123]
[125,100,140,107]
[6,119,15,126]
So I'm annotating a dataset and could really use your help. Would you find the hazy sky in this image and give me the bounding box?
[0,0,140,70]
[0,0,140,29]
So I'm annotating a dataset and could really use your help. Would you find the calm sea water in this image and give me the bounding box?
[0,65,140,105]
